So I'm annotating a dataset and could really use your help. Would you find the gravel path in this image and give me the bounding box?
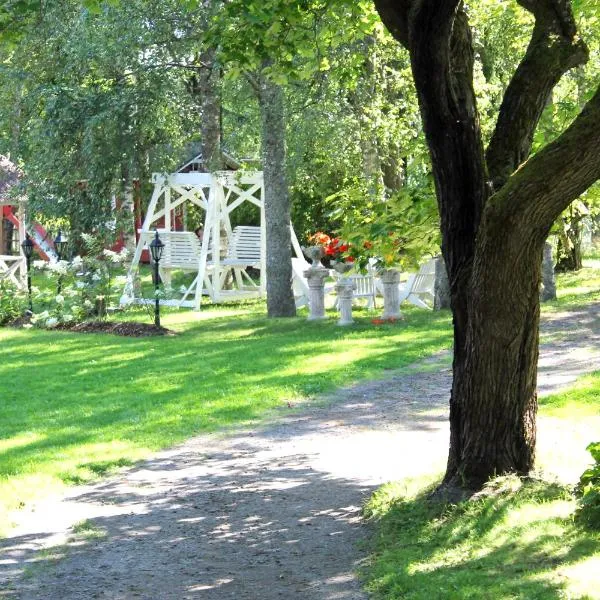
[1,304,599,599]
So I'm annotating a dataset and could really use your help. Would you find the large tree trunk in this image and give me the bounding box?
[374,0,599,493]
[257,72,296,317]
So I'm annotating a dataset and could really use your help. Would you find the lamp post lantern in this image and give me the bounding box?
[21,234,34,311]
[53,229,68,294]
[149,230,164,327]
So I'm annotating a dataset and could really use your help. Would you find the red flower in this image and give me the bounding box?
[309,232,331,245]
[363,241,373,250]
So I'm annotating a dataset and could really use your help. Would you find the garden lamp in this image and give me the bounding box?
[21,234,34,311]
[149,230,164,327]
[53,229,68,261]
[53,229,68,294]
[149,229,165,263]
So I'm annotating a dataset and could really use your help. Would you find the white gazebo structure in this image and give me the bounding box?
[121,170,304,310]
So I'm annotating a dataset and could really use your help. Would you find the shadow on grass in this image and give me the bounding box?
[0,308,452,486]
[364,479,599,599]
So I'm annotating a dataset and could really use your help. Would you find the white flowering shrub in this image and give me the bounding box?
[0,281,27,325]
[31,234,130,329]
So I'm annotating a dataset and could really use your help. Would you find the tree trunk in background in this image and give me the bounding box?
[350,35,385,199]
[555,209,584,272]
[198,47,223,172]
[120,162,136,255]
[434,256,451,310]
[258,73,296,317]
[540,242,556,301]
[374,0,599,493]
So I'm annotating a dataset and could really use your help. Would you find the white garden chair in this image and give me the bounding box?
[397,258,436,309]
[332,271,377,309]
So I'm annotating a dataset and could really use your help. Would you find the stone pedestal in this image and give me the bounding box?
[381,268,401,319]
[304,267,329,320]
[335,279,355,325]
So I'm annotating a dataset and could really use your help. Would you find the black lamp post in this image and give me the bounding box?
[21,234,34,311]
[53,229,68,294]
[149,230,164,327]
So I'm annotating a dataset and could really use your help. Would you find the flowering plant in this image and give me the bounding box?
[307,232,353,266]
[0,281,27,325]
[328,187,440,272]
[30,234,130,328]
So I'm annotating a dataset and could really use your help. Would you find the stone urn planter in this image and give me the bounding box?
[331,260,353,278]
[302,245,326,269]
[380,268,401,320]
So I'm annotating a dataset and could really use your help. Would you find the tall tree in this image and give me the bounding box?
[256,69,297,316]
[373,0,600,493]
[210,2,369,316]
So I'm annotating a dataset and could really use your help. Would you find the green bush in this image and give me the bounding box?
[0,280,27,325]
[576,441,600,529]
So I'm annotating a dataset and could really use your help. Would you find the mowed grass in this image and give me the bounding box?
[548,258,600,309]
[363,474,600,600]
[0,301,452,533]
[540,371,600,420]
[362,261,600,600]
[363,381,600,600]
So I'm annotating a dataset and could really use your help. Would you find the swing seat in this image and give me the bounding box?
[221,226,262,268]
[139,230,203,272]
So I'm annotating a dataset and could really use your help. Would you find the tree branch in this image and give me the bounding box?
[491,83,600,237]
[372,0,412,48]
[485,0,589,191]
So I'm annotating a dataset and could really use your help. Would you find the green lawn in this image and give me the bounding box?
[0,301,452,533]
[2,256,599,591]
[363,474,600,600]
[547,258,600,309]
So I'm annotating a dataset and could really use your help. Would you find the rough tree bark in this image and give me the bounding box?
[256,71,297,317]
[195,0,223,172]
[374,0,600,493]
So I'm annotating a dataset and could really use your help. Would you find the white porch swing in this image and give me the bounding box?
[121,170,304,310]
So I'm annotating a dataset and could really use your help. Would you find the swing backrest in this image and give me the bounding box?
[224,226,262,265]
[140,231,203,270]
